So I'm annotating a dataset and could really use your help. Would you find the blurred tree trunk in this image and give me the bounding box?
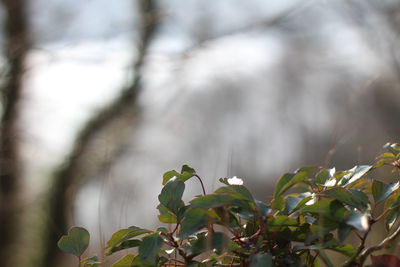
[0,0,29,267]
[40,1,160,266]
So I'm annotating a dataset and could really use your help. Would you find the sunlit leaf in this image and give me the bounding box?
[384,190,400,211]
[315,168,335,185]
[274,172,308,198]
[81,256,102,267]
[111,254,136,267]
[329,244,357,257]
[323,188,367,211]
[181,164,196,174]
[372,180,400,204]
[346,211,369,232]
[162,170,194,185]
[106,226,151,249]
[157,204,177,223]
[384,142,400,155]
[301,199,347,222]
[108,240,141,255]
[386,209,399,231]
[338,165,372,186]
[284,193,313,215]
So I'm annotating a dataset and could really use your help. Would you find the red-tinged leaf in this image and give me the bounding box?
[371,254,400,267]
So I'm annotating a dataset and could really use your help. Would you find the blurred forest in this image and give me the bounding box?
[1,0,400,266]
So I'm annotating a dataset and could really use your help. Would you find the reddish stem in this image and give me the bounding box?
[195,174,206,195]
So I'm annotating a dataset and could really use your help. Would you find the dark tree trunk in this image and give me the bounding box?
[41,1,160,266]
[0,0,29,266]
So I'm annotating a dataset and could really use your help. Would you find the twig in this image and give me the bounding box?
[342,224,372,267]
[358,224,400,265]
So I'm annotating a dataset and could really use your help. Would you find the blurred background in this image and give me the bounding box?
[1,0,400,266]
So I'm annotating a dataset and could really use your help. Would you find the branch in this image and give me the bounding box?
[40,1,161,266]
[182,1,307,56]
[358,224,400,265]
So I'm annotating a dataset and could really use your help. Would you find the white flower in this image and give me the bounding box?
[227,176,244,185]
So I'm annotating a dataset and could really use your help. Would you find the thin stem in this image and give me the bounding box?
[168,258,185,264]
[358,224,400,265]
[342,225,372,267]
[171,222,180,235]
[195,174,206,195]
[373,208,390,222]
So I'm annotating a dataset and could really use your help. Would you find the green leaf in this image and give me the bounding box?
[315,168,335,185]
[181,164,196,174]
[190,194,236,209]
[274,172,308,198]
[338,165,372,186]
[384,142,400,155]
[106,226,151,249]
[386,209,399,230]
[267,216,299,227]
[139,233,163,264]
[283,193,312,215]
[372,180,400,204]
[157,204,177,223]
[301,199,347,222]
[162,170,195,185]
[111,254,136,267]
[108,240,142,255]
[57,227,90,257]
[158,178,185,214]
[348,189,369,210]
[338,224,352,244]
[323,188,367,211]
[81,256,102,267]
[179,208,211,238]
[255,200,270,217]
[329,244,357,257]
[213,208,241,229]
[250,253,274,267]
[189,232,230,255]
[272,195,285,211]
[218,178,230,185]
[384,190,400,211]
[214,185,255,202]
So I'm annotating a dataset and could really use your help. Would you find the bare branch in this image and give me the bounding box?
[358,225,400,265]
[182,1,307,56]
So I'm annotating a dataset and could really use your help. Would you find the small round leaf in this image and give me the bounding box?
[57,227,90,257]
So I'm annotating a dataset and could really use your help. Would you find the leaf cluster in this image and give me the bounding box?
[58,144,400,267]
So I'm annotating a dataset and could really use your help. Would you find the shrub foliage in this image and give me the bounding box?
[58,143,400,267]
